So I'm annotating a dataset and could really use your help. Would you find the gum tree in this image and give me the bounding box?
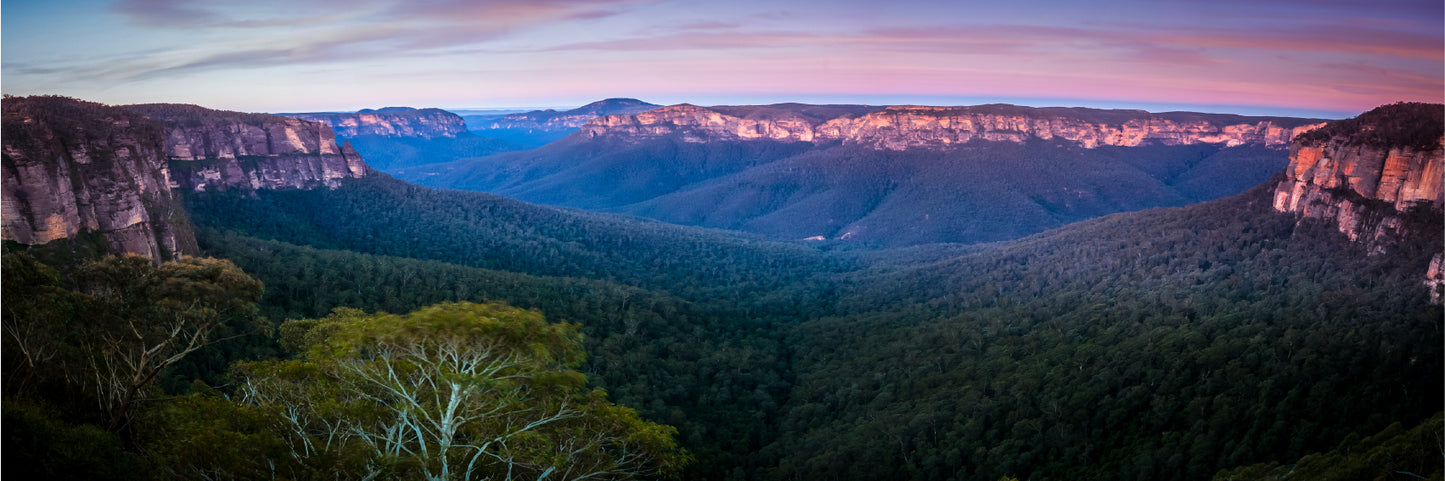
[235,302,689,480]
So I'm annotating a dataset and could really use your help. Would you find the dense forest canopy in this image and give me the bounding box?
[168,174,1444,480]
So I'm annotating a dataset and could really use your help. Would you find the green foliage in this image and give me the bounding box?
[181,175,846,303]
[192,229,797,477]
[1214,412,1444,481]
[140,392,296,481]
[2,251,282,480]
[1294,102,1444,151]
[177,171,1444,481]
[231,302,690,480]
[3,252,268,445]
[3,397,149,480]
[1,250,86,398]
[71,255,268,431]
[755,184,1442,481]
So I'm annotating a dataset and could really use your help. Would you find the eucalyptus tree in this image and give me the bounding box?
[234,302,689,481]
[71,255,266,435]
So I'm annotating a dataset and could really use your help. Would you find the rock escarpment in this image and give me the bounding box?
[3,97,375,261]
[581,103,1326,150]
[286,107,468,138]
[126,104,369,191]
[1271,102,1444,302]
[1272,103,1443,246]
[2,96,195,261]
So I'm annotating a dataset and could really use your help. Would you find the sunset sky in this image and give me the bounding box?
[3,0,1440,117]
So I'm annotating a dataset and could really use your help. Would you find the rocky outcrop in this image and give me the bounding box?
[286,107,468,138]
[2,96,195,261]
[1271,142,1442,244]
[3,98,375,260]
[1272,103,1443,248]
[481,98,661,131]
[1271,102,1444,302]
[126,104,370,191]
[581,103,1326,150]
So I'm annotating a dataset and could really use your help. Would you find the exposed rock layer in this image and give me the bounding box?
[3,97,373,261]
[582,104,1326,150]
[286,107,468,138]
[2,96,195,261]
[126,104,370,191]
[1270,102,1444,302]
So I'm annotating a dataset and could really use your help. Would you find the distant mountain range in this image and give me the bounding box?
[279,107,523,171]
[397,102,1326,247]
[284,107,469,139]
[277,100,664,171]
[461,98,662,147]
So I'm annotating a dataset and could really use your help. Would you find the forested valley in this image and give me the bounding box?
[6,164,1438,480]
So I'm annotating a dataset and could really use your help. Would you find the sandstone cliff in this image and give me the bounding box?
[126,104,370,191]
[580,103,1326,150]
[2,96,195,261]
[1271,102,1444,302]
[286,107,468,138]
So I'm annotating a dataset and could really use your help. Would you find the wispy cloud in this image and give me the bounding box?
[111,0,360,28]
[96,0,662,79]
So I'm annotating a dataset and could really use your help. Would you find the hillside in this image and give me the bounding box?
[399,102,1324,246]
[762,182,1441,480]
[177,170,1443,481]
[181,173,848,303]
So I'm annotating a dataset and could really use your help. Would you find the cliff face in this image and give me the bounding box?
[286,107,468,138]
[580,104,1326,150]
[1271,102,1444,302]
[2,96,195,261]
[1272,104,1443,246]
[1272,142,1442,238]
[126,104,369,191]
[2,97,376,261]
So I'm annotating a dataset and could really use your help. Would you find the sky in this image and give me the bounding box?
[2,0,1441,118]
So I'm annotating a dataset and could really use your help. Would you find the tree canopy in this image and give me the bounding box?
[219,302,689,481]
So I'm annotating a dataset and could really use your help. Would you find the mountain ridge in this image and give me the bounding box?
[284,107,469,139]
[580,103,1327,149]
[401,101,1325,246]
